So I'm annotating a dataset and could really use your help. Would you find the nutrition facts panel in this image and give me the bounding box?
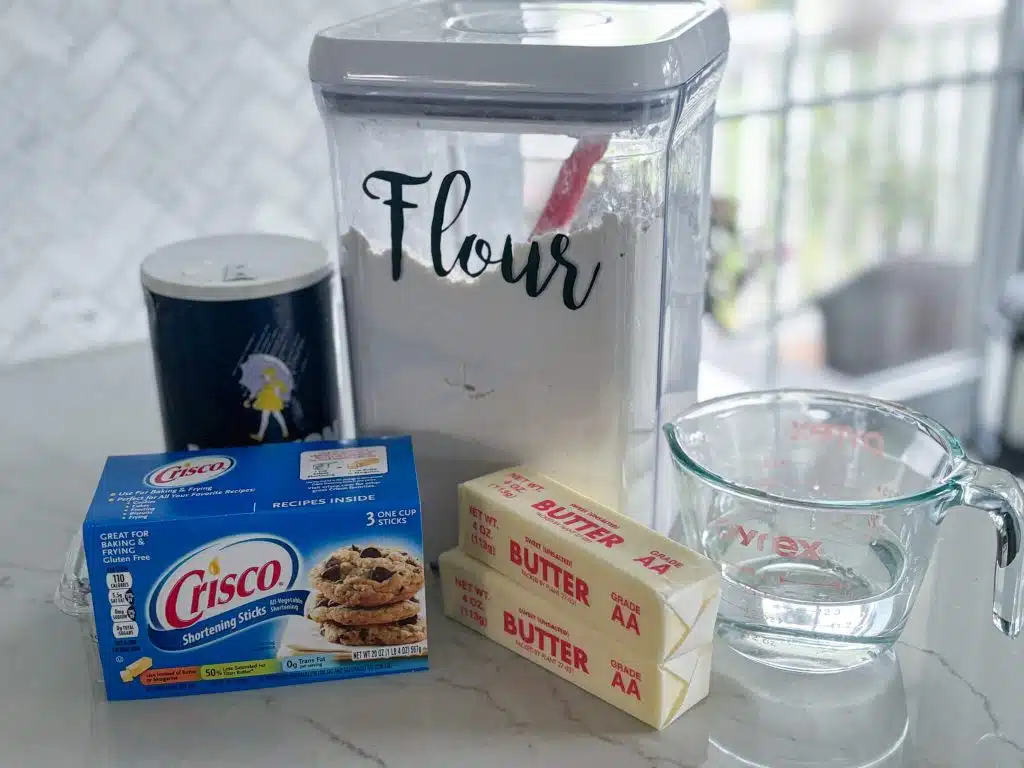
[107,571,138,639]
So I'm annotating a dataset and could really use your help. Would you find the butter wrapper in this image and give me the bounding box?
[458,467,720,660]
[440,548,712,729]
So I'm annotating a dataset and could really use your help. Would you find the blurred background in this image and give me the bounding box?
[703,0,1021,439]
[0,0,1021,438]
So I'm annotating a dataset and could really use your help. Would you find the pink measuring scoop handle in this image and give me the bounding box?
[531,137,610,238]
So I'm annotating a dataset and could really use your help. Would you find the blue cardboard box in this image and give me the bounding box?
[82,437,427,701]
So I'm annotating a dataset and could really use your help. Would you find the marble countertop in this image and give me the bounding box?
[2,343,1024,767]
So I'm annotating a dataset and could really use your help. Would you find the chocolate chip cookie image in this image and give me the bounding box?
[319,616,427,647]
[307,593,420,626]
[310,545,425,608]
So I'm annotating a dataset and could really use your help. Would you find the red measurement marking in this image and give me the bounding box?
[791,421,885,456]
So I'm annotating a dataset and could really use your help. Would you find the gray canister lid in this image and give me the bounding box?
[140,234,333,302]
[309,1,730,100]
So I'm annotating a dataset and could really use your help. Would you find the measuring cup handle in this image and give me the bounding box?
[957,460,1024,638]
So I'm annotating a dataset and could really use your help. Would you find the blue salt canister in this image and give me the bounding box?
[141,234,342,451]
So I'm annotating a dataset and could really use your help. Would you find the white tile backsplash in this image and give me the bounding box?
[0,0,388,365]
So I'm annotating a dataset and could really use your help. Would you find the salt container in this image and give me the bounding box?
[309,1,730,558]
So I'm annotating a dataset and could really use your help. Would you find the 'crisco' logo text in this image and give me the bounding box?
[149,536,299,631]
[144,456,236,488]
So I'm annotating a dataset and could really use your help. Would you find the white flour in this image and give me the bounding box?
[340,214,668,557]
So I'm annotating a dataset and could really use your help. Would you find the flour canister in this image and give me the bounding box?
[309,1,730,558]
[141,234,343,452]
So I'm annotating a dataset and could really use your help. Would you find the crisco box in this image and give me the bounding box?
[79,438,427,701]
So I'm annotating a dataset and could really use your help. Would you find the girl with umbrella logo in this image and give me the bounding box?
[239,354,294,442]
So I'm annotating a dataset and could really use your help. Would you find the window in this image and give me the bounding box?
[704,0,1023,439]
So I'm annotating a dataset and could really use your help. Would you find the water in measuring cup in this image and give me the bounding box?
[704,518,911,672]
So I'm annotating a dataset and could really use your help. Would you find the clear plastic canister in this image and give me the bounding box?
[309,1,730,558]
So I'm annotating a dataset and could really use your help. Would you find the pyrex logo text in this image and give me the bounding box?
[149,536,299,631]
[727,524,823,560]
[144,456,236,488]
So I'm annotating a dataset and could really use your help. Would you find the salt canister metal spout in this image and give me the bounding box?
[309,1,730,559]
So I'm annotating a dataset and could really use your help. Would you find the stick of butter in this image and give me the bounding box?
[440,548,712,730]
[119,656,153,683]
[458,467,720,660]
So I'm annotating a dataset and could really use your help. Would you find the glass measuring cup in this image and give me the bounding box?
[664,389,1024,672]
